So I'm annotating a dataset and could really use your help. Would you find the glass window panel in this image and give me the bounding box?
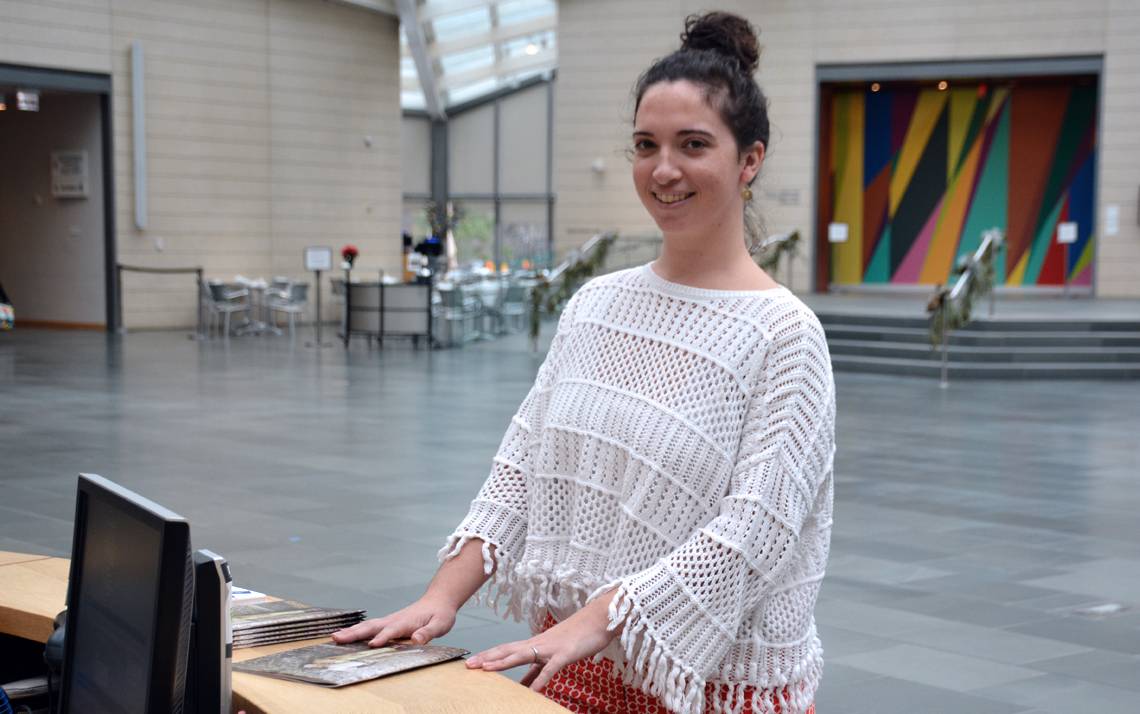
[452,199,496,268]
[500,201,550,270]
[447,77,500,106]
[440,45,495,75]
[500,68,549,88]
[498,0,555,26]
[431,8,491,42]
[501,31,554,59]
[402,1,558,110]
[401,91,426,110]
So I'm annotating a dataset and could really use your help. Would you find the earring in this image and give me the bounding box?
[741,186,753,201]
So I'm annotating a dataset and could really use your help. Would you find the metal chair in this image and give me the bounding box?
[267,276,292,301]
[267,283,309,336]
[205,282,250,338]
[434,285,479,347]
[500,282,530,333]
[474,279,505,337]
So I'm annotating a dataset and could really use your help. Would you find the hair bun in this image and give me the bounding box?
[680,12,759,74]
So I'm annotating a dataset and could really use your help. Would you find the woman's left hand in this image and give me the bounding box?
[465,588,620,692]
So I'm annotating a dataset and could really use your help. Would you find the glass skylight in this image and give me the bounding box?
[401,0,557,112]
[497,0,555,26]
[439,45,495,75]
[432,7,491,42]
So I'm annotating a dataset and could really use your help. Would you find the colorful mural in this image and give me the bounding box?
[821,80,1097,287]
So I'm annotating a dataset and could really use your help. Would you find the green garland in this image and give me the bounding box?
[529,233,616,348]
[927,230,1002,347]
[756,230,801,276]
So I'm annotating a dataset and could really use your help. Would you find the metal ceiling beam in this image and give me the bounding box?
[397,0,446,119]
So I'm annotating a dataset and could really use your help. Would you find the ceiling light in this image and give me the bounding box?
[870,82,881,92]
[525,43,539,56]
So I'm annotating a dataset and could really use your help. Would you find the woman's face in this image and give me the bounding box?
[632,80,763,244]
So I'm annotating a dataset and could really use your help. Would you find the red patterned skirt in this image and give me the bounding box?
[538,615,815,714]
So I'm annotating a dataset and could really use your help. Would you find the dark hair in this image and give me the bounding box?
[633,12,770,250]
[633,12,769,156]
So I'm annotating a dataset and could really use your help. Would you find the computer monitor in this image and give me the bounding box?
[59,473,195,713]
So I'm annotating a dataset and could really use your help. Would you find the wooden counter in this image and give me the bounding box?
[0,551,564,713]
[0,552,71,642]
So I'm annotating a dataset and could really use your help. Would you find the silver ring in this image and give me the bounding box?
[530,646,540,664]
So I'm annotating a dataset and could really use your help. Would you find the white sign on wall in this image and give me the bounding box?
[1056,222,1078,245]
[304,246,334,272]
[828,222,849,243]
[1105,205,1120,236]
[51,150,89,198]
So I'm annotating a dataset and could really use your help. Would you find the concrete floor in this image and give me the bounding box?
[2,326,1138,713]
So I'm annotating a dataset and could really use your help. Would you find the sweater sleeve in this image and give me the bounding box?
[438,298,575,576]
[594,308,835,713]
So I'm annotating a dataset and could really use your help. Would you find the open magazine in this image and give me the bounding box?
[233,641,469,687]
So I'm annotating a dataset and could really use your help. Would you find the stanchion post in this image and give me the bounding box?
[342,267,352,348]
[315,269,323,345]
[303,246,334,348]
[1063,243,1070,298]
[195,268,205,338]
[115,263,124,334]
[939,298,950,389]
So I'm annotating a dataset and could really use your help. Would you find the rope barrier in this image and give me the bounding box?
[115,264,204,336]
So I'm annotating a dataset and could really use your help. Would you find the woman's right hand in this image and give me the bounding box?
[331,596,458,648]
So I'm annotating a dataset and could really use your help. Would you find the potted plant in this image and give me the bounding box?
[341,244,359,270]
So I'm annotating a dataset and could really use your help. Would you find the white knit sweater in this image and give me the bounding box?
[440,264,836,714]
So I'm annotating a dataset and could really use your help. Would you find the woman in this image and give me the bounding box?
[335,12,834,714]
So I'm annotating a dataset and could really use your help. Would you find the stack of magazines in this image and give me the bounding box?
[232,597,367,649]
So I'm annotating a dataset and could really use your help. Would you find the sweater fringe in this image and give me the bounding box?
[596,583,708,714]
[592,583,823,714]
[710,639,823,714]
[439,534,598,630]
[440,538,822,714]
